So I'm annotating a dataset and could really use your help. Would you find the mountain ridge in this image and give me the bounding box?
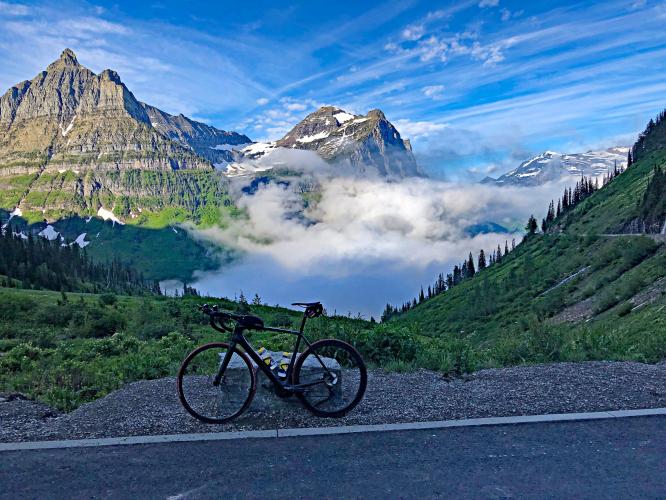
[482,147,629,187]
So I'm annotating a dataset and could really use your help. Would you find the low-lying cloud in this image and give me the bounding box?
[196,166,568,279]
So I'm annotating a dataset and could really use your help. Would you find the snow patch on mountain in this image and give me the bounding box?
[97,207,124,225]
[483,147,629,187]
[333,111,354,124]
[71,233,89,248]
[39,225,60,240]
[297,131,330,143]
[60,115,77,137]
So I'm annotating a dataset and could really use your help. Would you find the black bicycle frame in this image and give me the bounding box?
[210,313,333,395]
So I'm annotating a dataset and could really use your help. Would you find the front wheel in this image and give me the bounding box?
[177,342,256,424]
[293,339,367,417]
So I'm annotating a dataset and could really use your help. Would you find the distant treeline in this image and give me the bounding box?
[0,226,158,294]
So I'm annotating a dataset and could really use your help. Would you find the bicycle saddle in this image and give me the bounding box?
[292,301,323,318]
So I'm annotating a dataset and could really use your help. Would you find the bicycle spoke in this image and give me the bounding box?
[294,340,367,417]
[177,344,255,423]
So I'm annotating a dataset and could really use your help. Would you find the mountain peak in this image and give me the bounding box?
[100,69,121,84]
[59,48,79,65]
[46,48,80,71]
[481,147,629,186]
[273,106,421,178]
[367,109,386,120]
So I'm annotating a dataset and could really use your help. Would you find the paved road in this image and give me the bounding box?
[1,416,664,499]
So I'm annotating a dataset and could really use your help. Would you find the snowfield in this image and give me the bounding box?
[97,207,124,226]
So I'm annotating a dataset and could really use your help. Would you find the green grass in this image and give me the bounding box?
[0,287,373,410]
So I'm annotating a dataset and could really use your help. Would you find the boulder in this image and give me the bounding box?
[222,349,341,411]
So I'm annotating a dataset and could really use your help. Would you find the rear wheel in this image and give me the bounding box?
[177,342,256,424]
[293,339,367,417]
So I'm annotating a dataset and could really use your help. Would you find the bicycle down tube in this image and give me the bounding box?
[212,320,335,393]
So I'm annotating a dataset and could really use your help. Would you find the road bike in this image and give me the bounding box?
[177,302,367,423]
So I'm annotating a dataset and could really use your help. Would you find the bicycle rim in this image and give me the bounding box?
[293,339,367,418]
[177,343,256,424]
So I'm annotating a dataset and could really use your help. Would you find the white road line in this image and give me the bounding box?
[1,408,665,452]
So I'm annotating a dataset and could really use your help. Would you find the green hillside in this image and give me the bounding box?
[390,134,666,369]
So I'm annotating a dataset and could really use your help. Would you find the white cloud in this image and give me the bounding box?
[466,163,500,176]
[479,0,499,7]
[501,8,512,21]
[195,170,562,277]
[393,119,448,138]
[417,35,449,62]
[256,97,269,106]
[245,97,321,141]
[630,0,647,8]
[401,23,424,41]
[422,84,445,99]
[386,27,514,67]
[0,1,28,16]
[59,17,129,35]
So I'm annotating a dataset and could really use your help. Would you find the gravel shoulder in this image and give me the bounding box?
[2,360,665,443]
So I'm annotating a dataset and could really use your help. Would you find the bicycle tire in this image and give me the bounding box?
[293,339,367,418]
[177,342,256,424]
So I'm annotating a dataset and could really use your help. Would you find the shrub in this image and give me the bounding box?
[595,291,619,314]
[616,302,633,317]
[270,312,294,328]
[352,324,418,365]
[98,293,118,307]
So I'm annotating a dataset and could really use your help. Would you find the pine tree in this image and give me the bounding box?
[478,249,487,270]
[252,293,262,306]
[238,291,250,313]
[467,252,476,278]
[526,215,538,235]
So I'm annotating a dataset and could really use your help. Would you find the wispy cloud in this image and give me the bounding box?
[422,85,445,99]
[0,1,28,16]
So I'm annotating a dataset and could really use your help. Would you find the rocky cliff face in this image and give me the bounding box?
[275,106,422,178]
[141,103,251,165]
[0,49,214,175]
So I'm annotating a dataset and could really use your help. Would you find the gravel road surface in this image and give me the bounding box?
[2,361,665,443]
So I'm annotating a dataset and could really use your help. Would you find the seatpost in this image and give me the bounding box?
[298,311,308,334]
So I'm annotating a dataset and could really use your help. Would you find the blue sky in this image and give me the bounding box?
[1,0,666,178]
